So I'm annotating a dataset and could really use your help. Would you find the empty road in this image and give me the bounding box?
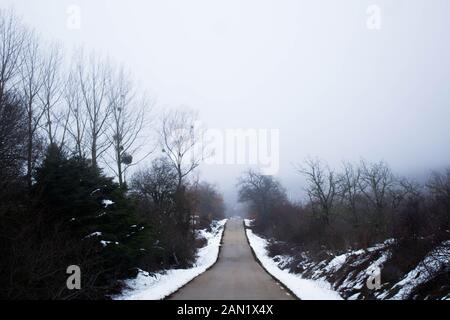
[170,218,295,300]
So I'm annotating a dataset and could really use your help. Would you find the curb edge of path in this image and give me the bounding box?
[243,220,300,300]
[164,220,229,300]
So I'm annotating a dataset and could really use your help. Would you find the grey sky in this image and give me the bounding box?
[2,0,450,205]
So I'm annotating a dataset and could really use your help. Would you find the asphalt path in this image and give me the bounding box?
[170,218,294,300]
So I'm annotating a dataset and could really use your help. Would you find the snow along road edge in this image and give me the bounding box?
[244,219,343,300]
[116,219,228,300]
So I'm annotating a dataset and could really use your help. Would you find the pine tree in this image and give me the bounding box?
[31,144,153,298]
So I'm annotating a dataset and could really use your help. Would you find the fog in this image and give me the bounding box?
[2,0,450,208]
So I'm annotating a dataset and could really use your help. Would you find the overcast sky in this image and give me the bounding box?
[2,0,450,206]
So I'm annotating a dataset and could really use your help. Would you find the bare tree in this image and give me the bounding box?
[157,107,210,258]
[0,9,26,101]
[20,31,45,189]
[131,157,178,209]
[65,68,86,158]
[338,161,361,227]
[238,170,287,224]
[159,107,208,190]
[392,177,422,208]
[298,158,338,225]
[427,170,450,205]
[39,42,66,146]
[189,182,225,222]
[105,67,152,187]
[358,160,396,234]
[0,92,27,188]
[0,10,27,185]
[359,160,395,213]
[427,169,450,232]
[76,51,112,168]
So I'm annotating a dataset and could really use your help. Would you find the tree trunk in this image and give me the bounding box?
[117,148,123,188]
[91,137,97,168]
[27,105,33,191]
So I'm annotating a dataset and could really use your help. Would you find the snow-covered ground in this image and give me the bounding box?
[388,240,450,300]
[116,219,228,300]
[244,220,450,300]
[244,219,343,300]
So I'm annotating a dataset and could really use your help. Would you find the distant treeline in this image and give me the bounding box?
[238,158,450,271]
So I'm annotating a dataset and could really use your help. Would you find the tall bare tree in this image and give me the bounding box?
[298,158,338,225]
[359,160,395,213]
[159,107,208,190]
[358,160,396,234]
[77,51,112,168]
[20,31,45,189]
[0,92,26,188]
[338,161,362,227]
[158,107,210,250]
[65,68,86,158]
[39,43,65,146]
[105,67,152,187]
[0,9,26,101]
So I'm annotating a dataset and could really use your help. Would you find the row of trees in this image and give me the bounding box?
[239,159,450,252]
[0,9,150,189]
[0,9,225,299]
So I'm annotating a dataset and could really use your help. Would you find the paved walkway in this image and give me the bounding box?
[170,218,294,300]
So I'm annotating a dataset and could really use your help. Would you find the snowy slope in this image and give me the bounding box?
[388,240,450,300]
[245,219,449,300]
[116,219,227,300]
[290,239,449,300]
[244,220,343,300]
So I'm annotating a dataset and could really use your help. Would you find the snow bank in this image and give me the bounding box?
[244,220,342,300]
[245,218,449,300]
[389,240,450,300]
[323,240,394,276]
[116,219,228,300]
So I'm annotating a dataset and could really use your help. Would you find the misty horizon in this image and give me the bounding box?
[2,0,450,209]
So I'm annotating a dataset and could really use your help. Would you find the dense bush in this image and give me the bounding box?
[130,158,197,269]
[188,182,226,229]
